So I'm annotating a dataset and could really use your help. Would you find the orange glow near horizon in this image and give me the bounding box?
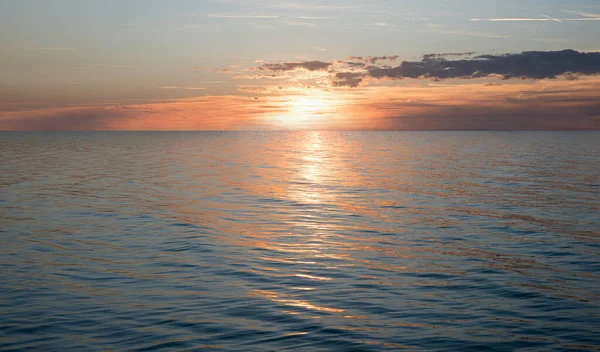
[1,77,600,131]
[267,95,339,129]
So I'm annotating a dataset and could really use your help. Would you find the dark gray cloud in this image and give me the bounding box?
[331,72,364,87]
[246,49,600,92]
[422,52,477,61]
[257,60,331,71]
[368,50,600,80]
[344,61,368,68]
[346,55,399,64]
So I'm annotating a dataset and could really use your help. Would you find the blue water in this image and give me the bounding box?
[1,131,599,351]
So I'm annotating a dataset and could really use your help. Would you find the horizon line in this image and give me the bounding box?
[1,129,599,133]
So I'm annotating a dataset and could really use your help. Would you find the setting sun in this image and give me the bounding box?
[271,96,336,129]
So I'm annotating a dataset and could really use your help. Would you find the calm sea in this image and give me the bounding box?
[1,131,599,351]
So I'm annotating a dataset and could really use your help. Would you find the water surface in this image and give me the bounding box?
[1,131,599,351]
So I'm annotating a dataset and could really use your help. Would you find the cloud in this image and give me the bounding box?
[422,52,477,60]
[257,60,332,72]
[27,47,77,51]
[279,20,317,27]
[337,61,368,68]
[77,63,133,69]
[237,84,319,94]
[161,86,206,90]
[0,96,270,131]
[471,18,557,22]
[233,74,290,80]
[345,56,399,64]
[268,2,365,11]
[0,107,126,130]
[471,12,600,22]
[215,65,240,73]
[246,49,600,90]
[3,78,600,131]
[434,30,510,38]
[347,78,600,130]
[564,10,600,18]
[366,50,600,80]
[9,47,599,131]
[209,14,279,18]
[297,16,332,19]
[330,72,364,87]
[542,15,562,22]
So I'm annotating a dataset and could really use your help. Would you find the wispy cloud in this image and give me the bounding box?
[542,15,562,22]
[311,46,327,51]
[27,47,77,51]
[471,12,600,22]
[209,14,279,19]
[215,65,240,73]
[435,30,510,38]
[237,83,322,94]
[161,86,206,90]
[346,56,399,64]
[279,20,317,27]
[422,52,477,60]
[233,74,290,80]
[297,16,332,19]
[77,63,133,68]
[0,96,270,131]
[562,17,600,21]
[471,18,558,22]
[530,38,572,44]
[269,2,365,11]
[564,10,600,18]
[256,61,332,72]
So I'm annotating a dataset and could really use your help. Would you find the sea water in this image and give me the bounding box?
[1,131,599,351]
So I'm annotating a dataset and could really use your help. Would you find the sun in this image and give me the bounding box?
[273,96,333,128]
[291,97,328,114]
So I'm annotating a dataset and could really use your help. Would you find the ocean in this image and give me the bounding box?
[1,131,599,351]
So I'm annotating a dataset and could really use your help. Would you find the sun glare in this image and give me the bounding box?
[273,96,334,129]
[292,97,328,114]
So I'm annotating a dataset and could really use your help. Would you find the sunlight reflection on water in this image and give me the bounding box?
[1,131,599,351]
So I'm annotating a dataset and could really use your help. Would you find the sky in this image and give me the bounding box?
[1,0,600,130]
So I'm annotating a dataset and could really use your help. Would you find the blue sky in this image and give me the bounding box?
[1,0,599,130]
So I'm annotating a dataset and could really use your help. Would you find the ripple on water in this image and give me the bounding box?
[1,131,599,351]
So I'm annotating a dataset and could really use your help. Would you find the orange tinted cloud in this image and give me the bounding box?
[0,96,269,131]
[347,77,600,130]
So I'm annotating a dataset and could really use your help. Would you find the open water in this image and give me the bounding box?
[1,131,599,351]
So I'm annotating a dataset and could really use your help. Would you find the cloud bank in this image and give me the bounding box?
[3,50,599,131]
[252,50,600,87]
[367,50,600,81]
